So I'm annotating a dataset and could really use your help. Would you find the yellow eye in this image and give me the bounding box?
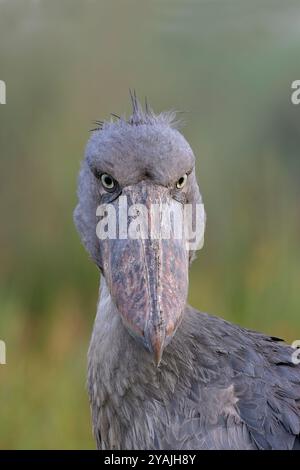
[101,173,116,191]
[176,174,188,189]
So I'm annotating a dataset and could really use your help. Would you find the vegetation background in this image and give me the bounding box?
[0,0,299,449]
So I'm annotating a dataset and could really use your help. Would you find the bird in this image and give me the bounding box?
[74,92,300,450]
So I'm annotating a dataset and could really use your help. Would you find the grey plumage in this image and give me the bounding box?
[74,94,300,450]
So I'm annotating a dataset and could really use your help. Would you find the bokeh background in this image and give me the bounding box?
[0,0,299,449]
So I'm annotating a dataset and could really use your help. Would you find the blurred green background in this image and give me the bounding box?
[0,0,300,449]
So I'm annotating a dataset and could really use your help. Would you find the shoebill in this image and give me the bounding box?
[74,94,300,450]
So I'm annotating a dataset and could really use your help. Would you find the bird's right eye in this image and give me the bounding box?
[100,173,117,192]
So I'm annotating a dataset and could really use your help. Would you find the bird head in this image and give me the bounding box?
[74,93,205,365]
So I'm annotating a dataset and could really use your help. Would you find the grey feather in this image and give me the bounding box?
[88,283,300,449]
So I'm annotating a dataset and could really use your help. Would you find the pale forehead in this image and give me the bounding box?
[85,122,195,186]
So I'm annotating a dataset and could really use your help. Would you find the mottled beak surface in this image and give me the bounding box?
[99,182,189,364]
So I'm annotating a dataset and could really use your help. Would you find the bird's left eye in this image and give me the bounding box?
[101,173,116,191]
[176,174,188,189]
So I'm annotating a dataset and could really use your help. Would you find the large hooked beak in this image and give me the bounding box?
[98,181,189,365]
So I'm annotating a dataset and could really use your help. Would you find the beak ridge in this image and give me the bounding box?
[146,326,166,366]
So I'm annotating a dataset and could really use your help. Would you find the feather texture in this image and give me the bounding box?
[88,280,300,450]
